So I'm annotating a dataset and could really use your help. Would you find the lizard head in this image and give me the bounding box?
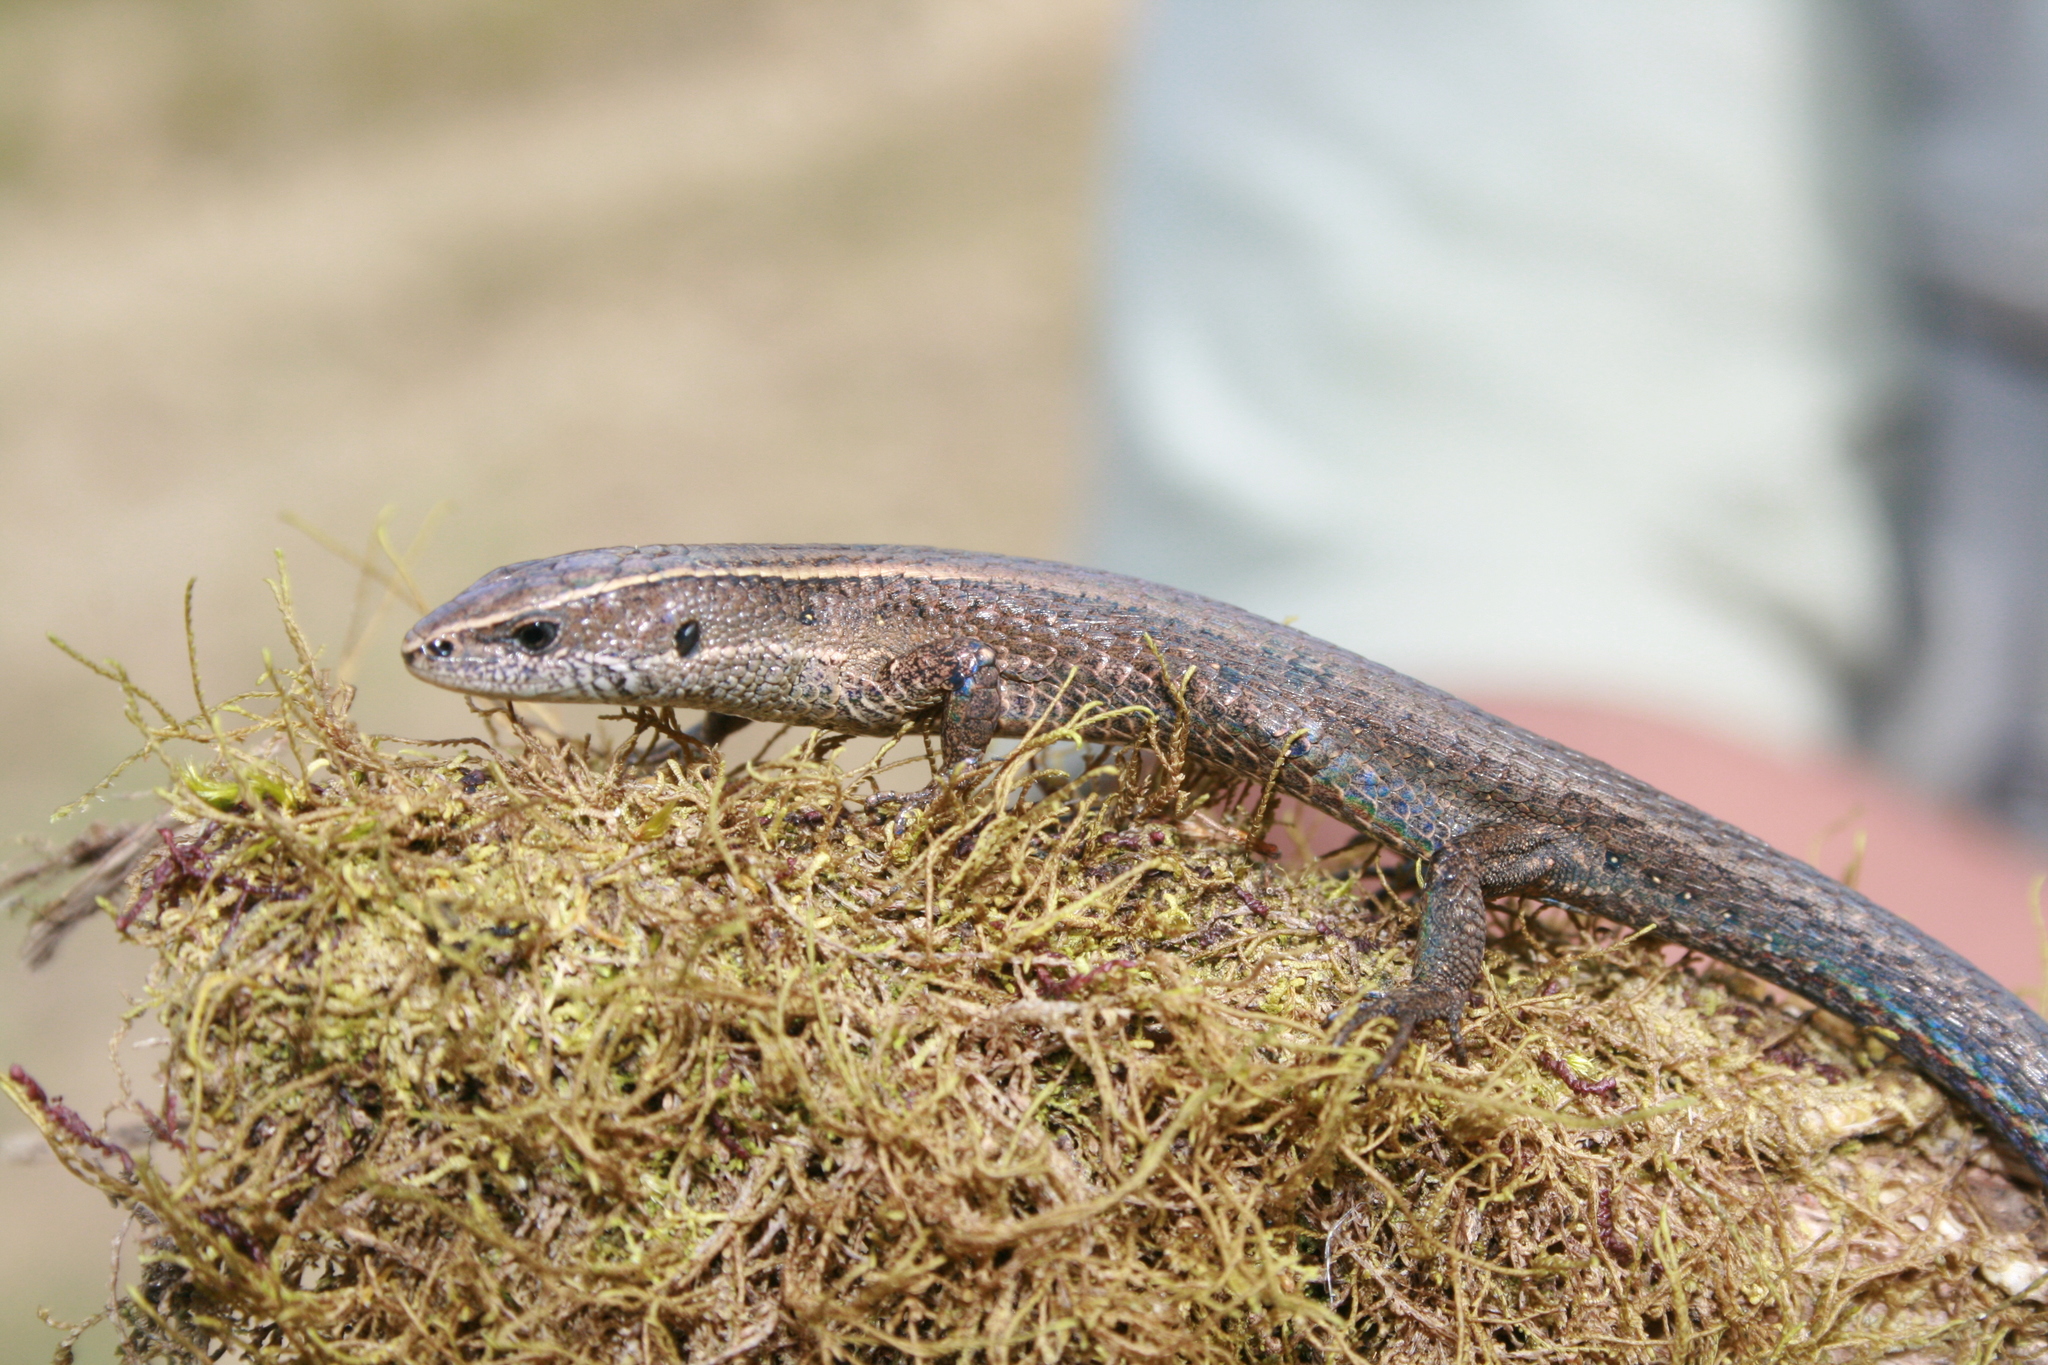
[401,545,790,707]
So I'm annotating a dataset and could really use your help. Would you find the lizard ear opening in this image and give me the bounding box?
[675,621,702,658]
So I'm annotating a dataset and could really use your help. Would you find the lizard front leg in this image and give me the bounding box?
[864,640,1004,818]
[1333,822,1598,1077]
[929,642,1004,771]
[630,710,752,767]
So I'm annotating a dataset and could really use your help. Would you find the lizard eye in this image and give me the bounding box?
[423,637,456,660]
[675,621,701,658]
[510,619,561,653]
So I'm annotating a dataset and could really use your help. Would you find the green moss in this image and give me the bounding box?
[6,590,2047,1362]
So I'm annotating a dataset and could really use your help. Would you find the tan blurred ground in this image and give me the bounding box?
[0,2,1128,1356]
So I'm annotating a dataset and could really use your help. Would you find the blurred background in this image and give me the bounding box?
[7,2,2048,1358]
[0,1,1127,1353]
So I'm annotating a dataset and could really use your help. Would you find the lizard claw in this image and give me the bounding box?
[1329,984,1470,1078]
[864,758,985,836]
[866,784,941,837]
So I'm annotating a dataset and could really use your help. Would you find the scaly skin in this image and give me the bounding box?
[403,544,2048,1184]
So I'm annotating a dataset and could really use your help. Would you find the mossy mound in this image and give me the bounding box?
[7,605,2048,1362]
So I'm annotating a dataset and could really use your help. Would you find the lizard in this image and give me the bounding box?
[401,543,2048,1185]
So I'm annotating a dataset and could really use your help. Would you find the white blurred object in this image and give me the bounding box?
[1093,1,1902,750]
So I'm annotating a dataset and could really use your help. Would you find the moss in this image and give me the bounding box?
[6,587,2048,1363]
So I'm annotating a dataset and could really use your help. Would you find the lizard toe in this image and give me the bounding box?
[1330,983,1470,1077]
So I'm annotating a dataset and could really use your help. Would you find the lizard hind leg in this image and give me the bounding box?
[1330,823,1581,1077]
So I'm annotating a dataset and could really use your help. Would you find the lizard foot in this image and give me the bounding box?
[865,784,939,837]
[864,759,982,836]
[1329,984,1470,1079]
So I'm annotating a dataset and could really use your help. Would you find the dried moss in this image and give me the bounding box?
[8,594,2048,1363]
